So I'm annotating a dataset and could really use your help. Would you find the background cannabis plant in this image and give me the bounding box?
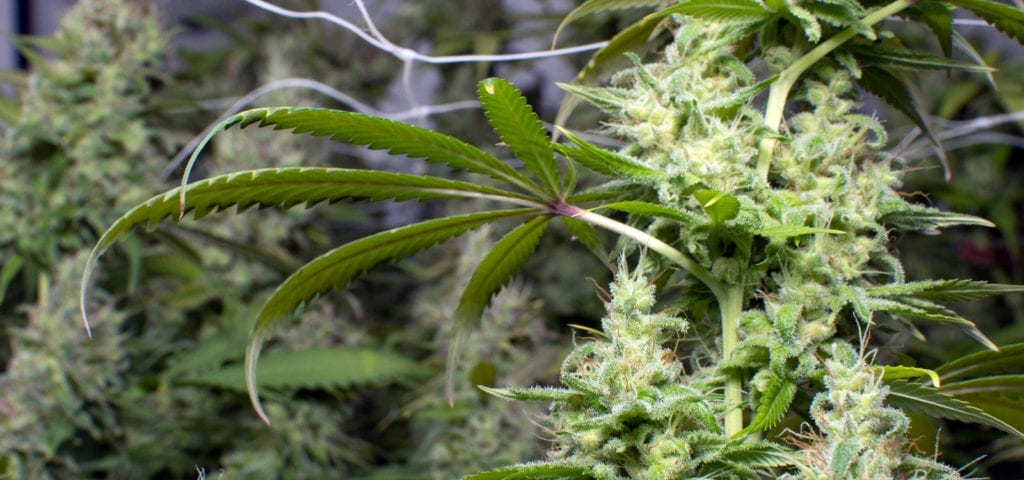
[77,0,1024,478]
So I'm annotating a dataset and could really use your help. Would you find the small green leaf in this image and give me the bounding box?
[886,379,1024,438]
[0,254,23,305]
[448,216,552,404]
[185,348,430,392]
[694,190,740,224]
[463,461,593,480]
[478,385,578,402]
[478,78,561,197]
[757,225,846,239]
[877,365,942,388]
[246,209,539,424]
[555,128,664,182]
[864,296,997,351]
[739,376,797,435]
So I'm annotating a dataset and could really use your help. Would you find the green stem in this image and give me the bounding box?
[720,285,745,436]
[567,208,725,298]
[756,0,915,181]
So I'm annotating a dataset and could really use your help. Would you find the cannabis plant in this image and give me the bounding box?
[82,0,1024,477]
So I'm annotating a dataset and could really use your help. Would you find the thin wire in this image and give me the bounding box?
[242,0,608,64]
[160,78,481,180]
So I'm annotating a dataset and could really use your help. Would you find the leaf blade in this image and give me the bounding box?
[245,208,540,423]
[478,78,561,197]
[447,216,552,404]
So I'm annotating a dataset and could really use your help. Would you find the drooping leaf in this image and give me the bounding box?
[864,296,997,350]
[185,348,431,392]
[857,67,942,171]
[553,0,666,47]
[652,0,774,24]
[911,2,954,57]
[463,461,594,480]
[80,168,542,337]
[867,279,1024,303]
[246,208,539,423]
[740,376,797,435]
[936,343,1024,382]
[447,216,552,404]
[849,44,993,73]
[694,190,741,224]
[942,0,1024,44]
[220,107,543,196]
[886,379,1024,438]
[877,365,942,388]
[940,375,1024,435]
[477,78,561,197]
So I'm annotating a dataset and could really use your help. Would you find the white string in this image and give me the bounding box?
[242,0,609,64]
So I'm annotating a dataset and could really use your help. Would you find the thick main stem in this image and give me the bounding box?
[756,0,914,181]
[720,285,745,436]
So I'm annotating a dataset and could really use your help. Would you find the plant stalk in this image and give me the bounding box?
[566,207,725,298]
[720,285,745,436]
[756,0,915,181]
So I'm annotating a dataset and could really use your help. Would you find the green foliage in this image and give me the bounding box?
[75,0,1024,477]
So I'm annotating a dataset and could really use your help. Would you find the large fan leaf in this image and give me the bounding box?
[652,0,774,24]
[561,216,609,264]
[886,379,1024,438]
[79,168,542,335]
[477,78,561,197]
[220,107,543,197]
[850,44,993,73]
[84,169,531,327]
[937,343,1024,382]
[246,209,540,423]
[940,375,1024,435]
[553,0,666,47]
[447,216,552,404]
[942,0,1024,44]
[185,348,431,391]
